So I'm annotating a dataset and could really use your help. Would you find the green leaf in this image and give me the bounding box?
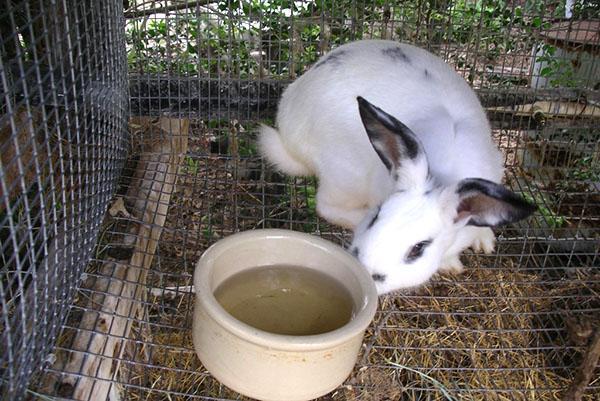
[515,6,522,17]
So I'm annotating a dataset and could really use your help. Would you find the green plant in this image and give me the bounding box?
[523,0,565,19]
[536,43,579,88]
[302,181,318,232]
[185,156,200,175]
[124,0,572,85]
[201,215,214,240]
[238,140,258,157]
[570,156,600,181]
[202,226,214,240]
[558,155,600,186]
[571,0,600,18]
[523,191,566,229]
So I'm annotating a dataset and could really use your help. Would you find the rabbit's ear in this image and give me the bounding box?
[453,178,537,227]
[357,96,429,190]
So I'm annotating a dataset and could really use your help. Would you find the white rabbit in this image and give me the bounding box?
[259,40,535,294]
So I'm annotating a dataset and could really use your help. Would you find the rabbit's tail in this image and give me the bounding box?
[258,124,312,176]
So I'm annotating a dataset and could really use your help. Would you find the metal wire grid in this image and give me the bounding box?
[0,0,129,399]
[0,0,596,400]
[38,156,599,400]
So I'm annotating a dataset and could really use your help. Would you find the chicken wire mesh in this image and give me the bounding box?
[0,0,129,399]
[1,0,599,400]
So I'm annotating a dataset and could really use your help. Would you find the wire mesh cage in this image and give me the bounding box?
[1,1,599,400]
[0,0,129,399]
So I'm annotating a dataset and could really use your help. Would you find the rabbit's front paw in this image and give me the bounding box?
[439,254,464,275]
[470,227,496,254]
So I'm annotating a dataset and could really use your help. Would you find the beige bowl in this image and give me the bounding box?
[192,229,378,401]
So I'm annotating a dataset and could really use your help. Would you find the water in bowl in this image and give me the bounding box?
[214,265,355,336]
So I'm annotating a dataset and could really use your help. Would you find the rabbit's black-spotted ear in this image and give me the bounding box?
[454,178,537,227]
[357,96,424,173]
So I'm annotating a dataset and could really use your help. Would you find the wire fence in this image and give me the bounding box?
[0,0,129,399]
[1,1,599,400]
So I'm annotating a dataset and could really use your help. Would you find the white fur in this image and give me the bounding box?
[258,124,312,176]
[352,190,455,294]
[259,40,507,294]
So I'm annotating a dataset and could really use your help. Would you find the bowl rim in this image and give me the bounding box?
[194,229,378,351]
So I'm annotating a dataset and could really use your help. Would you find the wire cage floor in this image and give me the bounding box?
[0,0,599,400]
[36,118,599,400]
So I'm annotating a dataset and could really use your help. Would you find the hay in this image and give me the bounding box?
[335,261,600,401]
[124,252,599,400]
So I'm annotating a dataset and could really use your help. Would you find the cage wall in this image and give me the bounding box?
[0,0,129,399]
[1,1,599,400]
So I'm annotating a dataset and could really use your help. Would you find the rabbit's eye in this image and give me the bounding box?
[405,239,432,262]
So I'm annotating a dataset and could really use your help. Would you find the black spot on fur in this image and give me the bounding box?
[372,273,386,282]
[424,68,430,78]
[314,50,347,68]
[382,46,411,63]
[351,247,360,258]
[367,206,381,229]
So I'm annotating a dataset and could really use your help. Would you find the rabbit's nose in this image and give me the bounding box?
[371,273,386,282]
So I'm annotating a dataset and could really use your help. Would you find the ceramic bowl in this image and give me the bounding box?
[192,229,378,401]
